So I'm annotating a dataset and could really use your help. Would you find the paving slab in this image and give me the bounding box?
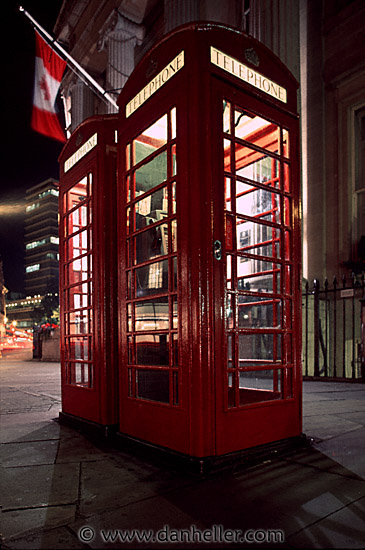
[1,526,85,550]
[0,420,74,444]
[303,414,363,441]
[156,457,365,539]
[287,496,365,548]
[79,455,189,516]
[313,427,365,478]
[70,494,205,549]
[1,505,77,542]
[0,439,59,468]
[1,463,80,510]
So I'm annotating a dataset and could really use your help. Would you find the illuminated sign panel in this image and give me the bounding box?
[210,47,287,103]
[126,51,185,118]
[64,133,98,173]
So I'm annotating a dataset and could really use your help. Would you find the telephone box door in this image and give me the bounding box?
[118,82,190,454]
[212,80,302,455]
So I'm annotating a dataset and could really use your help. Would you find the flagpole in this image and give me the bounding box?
[19,6,119,110]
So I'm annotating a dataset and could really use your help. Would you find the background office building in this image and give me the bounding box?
[25,178,60,296]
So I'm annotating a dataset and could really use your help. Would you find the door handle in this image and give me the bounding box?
[213,239,222,261]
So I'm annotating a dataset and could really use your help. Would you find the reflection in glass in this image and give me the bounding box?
[135,260,168,297]
[237,258,281,293]
[236,219,280,259]
[236,182,280,221]
[135,151,167,196]
[236,147,279,185]
[75,363,89,386]
[239,333,282,364]
[135,187,168,230]
[135,223,169,265]
[133,114,168,166]
[234,110,279,153]
[223,101,231,134]
[136,369,169,403]
[239,369,283,404]
[136,334,169,365]
[238,297,281,329]
[135,297,169,331]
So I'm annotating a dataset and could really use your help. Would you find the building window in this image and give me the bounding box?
[26,264,40,273]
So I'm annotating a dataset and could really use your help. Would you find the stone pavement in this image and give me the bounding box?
[1,351,364,549]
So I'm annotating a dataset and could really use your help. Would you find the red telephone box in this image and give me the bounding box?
[58,115,119,428]
[116,23,302,458]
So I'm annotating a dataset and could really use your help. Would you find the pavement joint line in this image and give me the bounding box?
[2,502,78,513]
[311,425,365,444]
[282,455,365,481]
[285,494,365,541]
[1,438,61,445]
[75,462,82,519]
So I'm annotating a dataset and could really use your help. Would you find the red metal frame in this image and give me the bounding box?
[116,23,302,457]
[58,23,301,459]
[58,115,119,425]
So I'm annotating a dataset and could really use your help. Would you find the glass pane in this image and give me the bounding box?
[237,258,281,294]
[236,219,280,259]
[282,129,289,158]
[171,219,177,252]
[234,111,279,154]
[239,369,283,405]
[67,310,89,334]
[239,333,282,364]
[224,139,231,171]
[236,146,279,186]
[135,260,168,298]
[68,283,88,309]
[236,182,280,221]
[135,187,168,230]
[172,295,178,329]
[223,101,231,134]
[136,369,169,403]
[75,362,89,386]
[133,114,168,166]
[227,334,233,368]
[135,297,169,331]
[68,336,90,360]
[172,333,178,366]
[238,297,282,328]
[135,151,167,196]
[172,182,177,214]
[171,144,177,176]
[226,293,234,329]
[135,334,169,365]
[171,108,176,139]
[135,223,169,265]
[225,177,232,211]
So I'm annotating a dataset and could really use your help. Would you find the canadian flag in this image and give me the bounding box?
[31,31,67,142]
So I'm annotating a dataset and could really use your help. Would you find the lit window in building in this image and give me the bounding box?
[50,236,59,244]
[26,239,47,249]
[26,202,40,212]
[26,264,40,273]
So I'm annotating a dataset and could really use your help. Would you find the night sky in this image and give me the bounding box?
[1,0,64,294]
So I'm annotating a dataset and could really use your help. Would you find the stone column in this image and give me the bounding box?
[250,0,300,81]
[98,11,144,114]
[69,79,95,132]
[164,0,200,34]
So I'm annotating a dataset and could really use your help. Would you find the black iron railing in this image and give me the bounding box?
[302,274,365,380]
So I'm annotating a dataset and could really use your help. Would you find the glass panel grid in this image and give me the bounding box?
[125,108,179,406]
[222,100,293,408]
[61,174,93,388]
